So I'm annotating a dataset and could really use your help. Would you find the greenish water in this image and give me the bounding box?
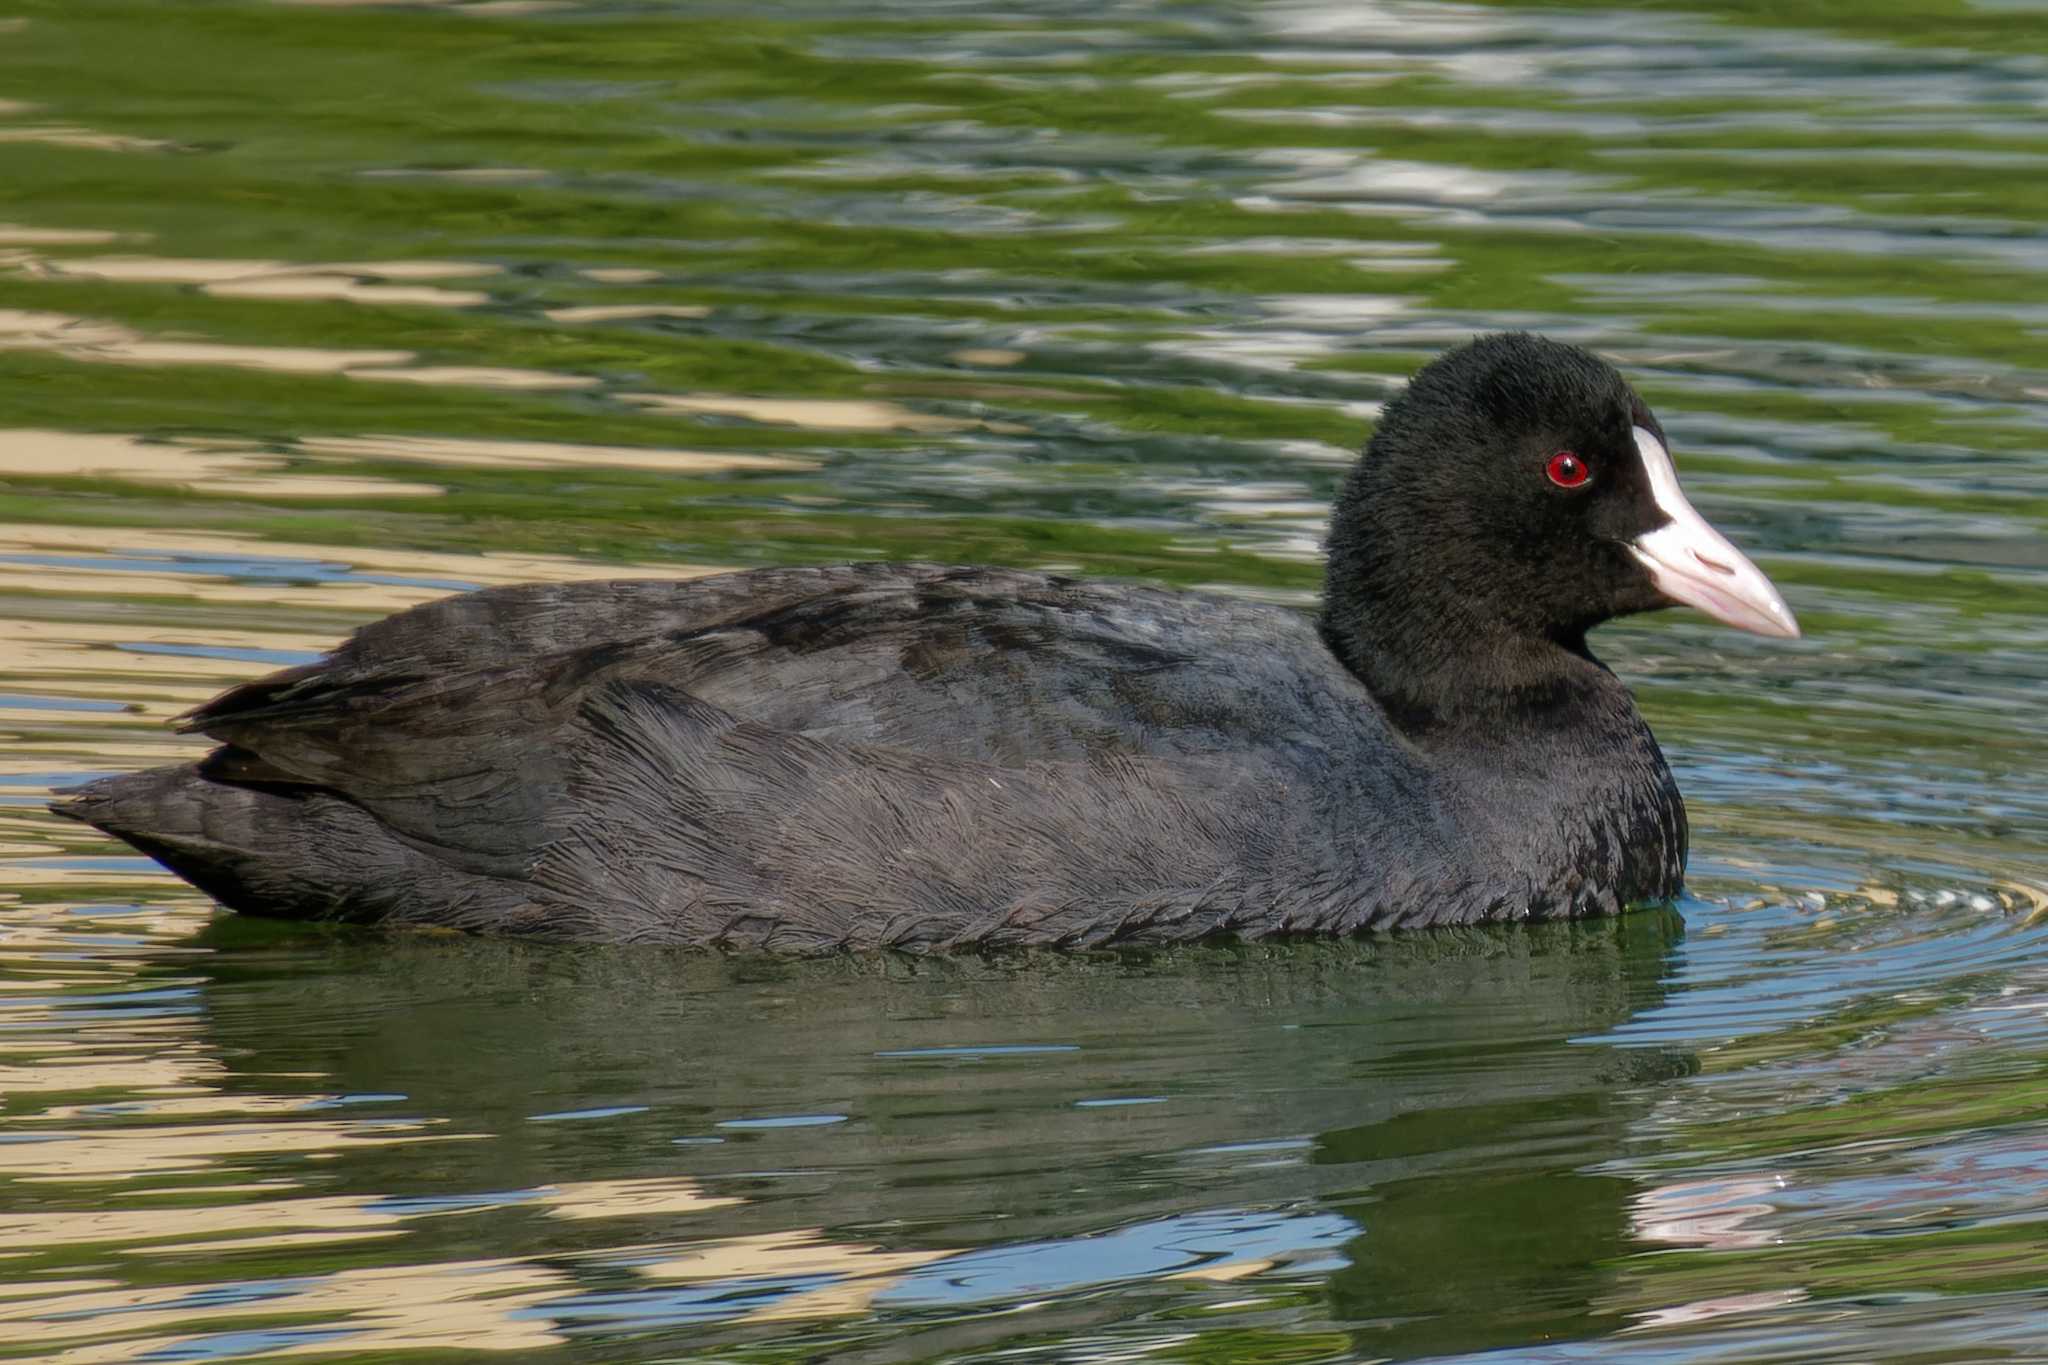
[3,0,2047,1359]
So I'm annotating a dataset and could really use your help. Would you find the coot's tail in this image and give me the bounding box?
[54,764,321,916]
[51,763,483,926]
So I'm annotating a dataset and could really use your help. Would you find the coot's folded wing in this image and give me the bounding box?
[180,563,986,743]
[183,562,1330,777]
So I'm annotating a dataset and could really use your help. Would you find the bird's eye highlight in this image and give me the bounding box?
[1546,451,1590,489]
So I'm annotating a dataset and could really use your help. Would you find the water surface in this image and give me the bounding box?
[3,1,2047,1360]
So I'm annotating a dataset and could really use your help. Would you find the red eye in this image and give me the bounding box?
[1546,451,1589,489]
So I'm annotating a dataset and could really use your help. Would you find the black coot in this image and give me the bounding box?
[57,333,1799,950]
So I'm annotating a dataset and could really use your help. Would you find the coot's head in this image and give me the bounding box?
[1323,333,1797,705]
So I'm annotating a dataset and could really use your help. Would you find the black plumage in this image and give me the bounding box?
[56,333,1796,950]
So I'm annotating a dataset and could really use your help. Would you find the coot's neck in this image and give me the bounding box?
[1318,508,1616,737]
[1319,606,1608,742]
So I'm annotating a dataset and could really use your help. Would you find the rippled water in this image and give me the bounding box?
[3,0,2047,1360]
